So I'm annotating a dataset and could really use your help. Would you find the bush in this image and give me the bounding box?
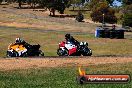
[90,1,117,24]
[122,13,132,27]
[76,12,84,22]
[0,0,2,4]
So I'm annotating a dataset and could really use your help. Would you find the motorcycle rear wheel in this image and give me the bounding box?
[82,47,92,56]
[39,50,44,56]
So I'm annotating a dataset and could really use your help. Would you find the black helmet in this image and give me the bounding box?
[65,33,70,39]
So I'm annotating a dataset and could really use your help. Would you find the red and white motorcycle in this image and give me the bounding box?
[57,41,92,56]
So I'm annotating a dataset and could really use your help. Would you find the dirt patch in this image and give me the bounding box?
[0,4,106,33]
[0,57,131,71]
[0,21,44,28]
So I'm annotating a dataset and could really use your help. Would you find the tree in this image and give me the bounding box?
[122,4,132,27]
[0,0,2,4]
[122,0,132,5]
[90,1,117,23]
[45,0,69,15]
[54,0,69,14]
[117,0,132,27]
[85,0,115,10]
[106,0,114,5]
[18,0,22,8]
[33,0,70,16]
[122,13,132,27]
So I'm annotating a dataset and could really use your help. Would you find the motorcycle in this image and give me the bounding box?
[57,41,92,56]
[7,43,44,57]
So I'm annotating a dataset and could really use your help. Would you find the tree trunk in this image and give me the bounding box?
[73,6,75,11]
[52,8,55,16]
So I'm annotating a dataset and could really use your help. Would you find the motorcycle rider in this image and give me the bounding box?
[15,37,25,44]
[15,37,31,49]
[65,34,79,46]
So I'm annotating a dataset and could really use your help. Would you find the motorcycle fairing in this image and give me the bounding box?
[64,42,77,55]
[8,43,27,56]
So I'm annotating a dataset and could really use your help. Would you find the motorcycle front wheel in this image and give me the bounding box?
[57,48,68,56]
[6,50,19,57]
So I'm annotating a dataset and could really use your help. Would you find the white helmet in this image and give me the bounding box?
[15,37,22,43]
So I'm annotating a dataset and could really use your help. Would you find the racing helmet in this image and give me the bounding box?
[15,37,23,43]
[65,33,71,39]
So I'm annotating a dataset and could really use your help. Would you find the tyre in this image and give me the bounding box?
[7,50,19,57]
[6,51,12,57]
[57,48,68,56]
[22,52,28,57]
[75,50,81,56]
[82,47,92,56]
[39,50,44,56]
[28,50,39,56]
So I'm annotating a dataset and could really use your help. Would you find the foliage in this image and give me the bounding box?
[69,0,86,10]
[85,0,115,10]
[106,0,114,5]
[122,13,132,27]
[15,0,70,15]
[90,1,117,23]
[75,11,84,22]
[69,0,85,5]
[85,0,100,10]
[43,0,70,15]
[121,4,132,27]
[55,0,69,14]
[69,0,81,5]
[121,4,132,14]
[122,0,132,5]
[117,0,132,5]
[0,0,2,4]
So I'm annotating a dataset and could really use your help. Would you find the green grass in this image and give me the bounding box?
[0,62,132,88]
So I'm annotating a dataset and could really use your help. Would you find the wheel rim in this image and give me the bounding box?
[58,49,64,56]
[57,49,68,56]
[14,51,19,57]
[7,51,12,57]
[64,49,68,56]
[83,47,92,56]
[7,51,18,57]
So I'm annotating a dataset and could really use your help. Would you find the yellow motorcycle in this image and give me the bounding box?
[7,43,44,57]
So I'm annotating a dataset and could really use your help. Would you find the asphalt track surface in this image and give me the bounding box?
[0,56,132,71]
[3,55,132,59]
